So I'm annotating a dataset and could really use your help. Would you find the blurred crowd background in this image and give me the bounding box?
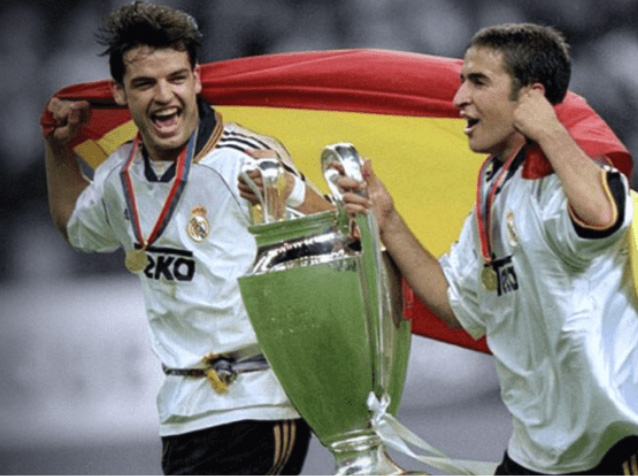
[1,0,637,283]
[0,0,636,473]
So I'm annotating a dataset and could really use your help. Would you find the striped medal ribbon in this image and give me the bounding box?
[120,132,196,273]
[475,146,521,291]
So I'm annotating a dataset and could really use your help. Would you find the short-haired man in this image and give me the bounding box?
[341,23,638,474]
[42,2,330,474]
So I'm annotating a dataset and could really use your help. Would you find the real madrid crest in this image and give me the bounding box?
[187,206,210,242]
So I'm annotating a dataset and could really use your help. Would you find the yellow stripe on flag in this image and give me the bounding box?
[74,140,111,170]
[217,106,482,256]
[74,120,138,169]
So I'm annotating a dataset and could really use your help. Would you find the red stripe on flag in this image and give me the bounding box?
[200,49,463,118]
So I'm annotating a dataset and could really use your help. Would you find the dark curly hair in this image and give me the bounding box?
[96,1,203,83]
[469,23,571,104]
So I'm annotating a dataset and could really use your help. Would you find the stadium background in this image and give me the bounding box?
[0,0,636,473]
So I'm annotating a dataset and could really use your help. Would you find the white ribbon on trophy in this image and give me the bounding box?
[367,392,498,475]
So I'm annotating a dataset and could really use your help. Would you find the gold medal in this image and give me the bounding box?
[481,266,498,291]
[125,248,148,274]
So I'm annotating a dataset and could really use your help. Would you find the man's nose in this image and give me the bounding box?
[154,81,172,102]
[453,82,469,109]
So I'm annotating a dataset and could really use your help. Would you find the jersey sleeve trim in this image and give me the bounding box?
[568,168,626,239]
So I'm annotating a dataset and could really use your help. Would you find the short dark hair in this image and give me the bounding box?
[468,23,571,104]
[96,1,203,83]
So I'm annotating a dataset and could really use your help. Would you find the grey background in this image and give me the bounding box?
[0,0,636,474]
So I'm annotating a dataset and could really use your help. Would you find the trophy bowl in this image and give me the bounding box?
[239,210,412,474]
[239,144,416,474]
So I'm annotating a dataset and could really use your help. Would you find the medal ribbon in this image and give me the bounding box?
[120,132,197,250]
[475,146,521,267]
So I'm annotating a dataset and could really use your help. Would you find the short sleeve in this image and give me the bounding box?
[540,168,631,268]
[439,212,486,339]
[67,160,120,253]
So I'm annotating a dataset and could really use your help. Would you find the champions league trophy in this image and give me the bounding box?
[238,145,414,475]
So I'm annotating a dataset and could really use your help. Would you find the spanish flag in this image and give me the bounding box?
[41,49,632,354]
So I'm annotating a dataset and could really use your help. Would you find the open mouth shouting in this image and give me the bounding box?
[464,116,480,135]
[151,106,182,137]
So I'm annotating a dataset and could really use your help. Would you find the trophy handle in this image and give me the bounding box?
[321,143,365,206]
[321,144,394,401]
[240,158,287,223]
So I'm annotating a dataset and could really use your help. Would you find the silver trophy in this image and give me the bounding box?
[240,157,288,223]
[238,144,413,474]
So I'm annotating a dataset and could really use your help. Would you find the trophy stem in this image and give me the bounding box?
[330,435,410,475]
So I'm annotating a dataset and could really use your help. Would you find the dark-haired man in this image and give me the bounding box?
[341,23,638,474]
[42,2,329,474]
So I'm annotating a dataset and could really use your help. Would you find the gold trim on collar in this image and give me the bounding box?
[194,110,224,163]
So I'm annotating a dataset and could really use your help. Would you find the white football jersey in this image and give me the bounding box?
[68,114,301,436]
[440,151,638,473]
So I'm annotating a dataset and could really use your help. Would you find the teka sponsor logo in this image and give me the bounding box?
[493,256,518,296]
[143,247,195,282]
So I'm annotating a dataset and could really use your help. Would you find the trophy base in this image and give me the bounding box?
[330,435,427,475]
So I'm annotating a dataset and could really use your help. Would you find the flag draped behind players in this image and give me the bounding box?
[41,49,632,354]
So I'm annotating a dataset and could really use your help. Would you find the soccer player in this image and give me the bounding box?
[42,2,331,474]
[340,23,638,474]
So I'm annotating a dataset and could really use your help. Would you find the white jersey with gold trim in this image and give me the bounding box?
[440,154,638,473]
[67,119,301,436]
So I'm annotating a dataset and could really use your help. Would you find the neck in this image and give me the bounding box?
[143,126,198,163]
[493,135,526,163]
[147,146,182,162]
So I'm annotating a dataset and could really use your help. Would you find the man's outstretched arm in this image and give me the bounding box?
[42,98,91,240]
[340,160,461,329]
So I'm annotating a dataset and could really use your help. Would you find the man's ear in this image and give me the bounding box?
[515,82,546,101]
[194,65,202,95]
[530,82,546,95]
[112,81,128,106]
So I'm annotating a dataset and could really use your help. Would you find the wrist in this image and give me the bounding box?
[535,121,569,149]
[379,208,401,238]
[45,137,75,159]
